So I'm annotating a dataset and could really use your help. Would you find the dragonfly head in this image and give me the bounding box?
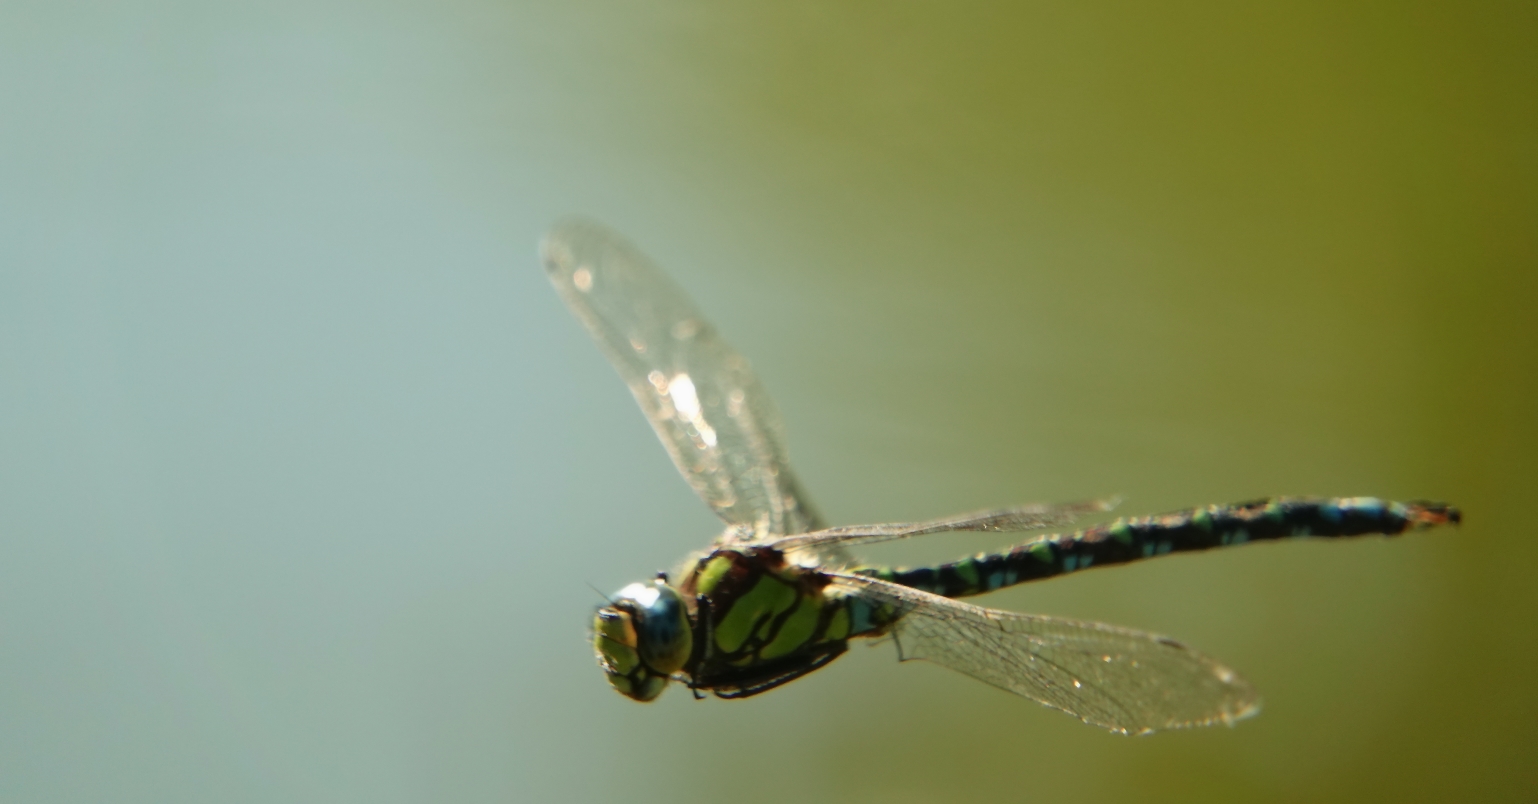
[592,578,693,702]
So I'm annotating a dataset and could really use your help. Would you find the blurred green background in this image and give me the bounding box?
[2,2,1534,802]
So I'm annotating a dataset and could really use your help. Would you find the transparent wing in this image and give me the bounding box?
[828,572,1260,734]
[765,498,1117,554]
[541,219,823,537]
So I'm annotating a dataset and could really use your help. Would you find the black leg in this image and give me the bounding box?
[684,593,714,700]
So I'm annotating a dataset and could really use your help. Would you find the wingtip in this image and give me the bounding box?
[538,217,596,273]
[1223,697,1264,726]
[538,234,572,277]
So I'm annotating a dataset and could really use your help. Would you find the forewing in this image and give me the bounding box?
[767,499,1116,554]
[541,219,823,536]
[829,573,1260,734]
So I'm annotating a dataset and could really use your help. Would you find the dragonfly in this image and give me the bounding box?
[541,219,1461,734]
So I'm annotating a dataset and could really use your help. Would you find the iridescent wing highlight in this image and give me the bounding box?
[542,219,823,537]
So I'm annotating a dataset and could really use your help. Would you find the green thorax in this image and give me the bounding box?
[678,547,895,697]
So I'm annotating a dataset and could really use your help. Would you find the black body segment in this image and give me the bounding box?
[858,497,1460,599]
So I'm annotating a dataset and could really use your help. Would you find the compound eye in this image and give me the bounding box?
[593,578,694,703]
[613,580,693,676]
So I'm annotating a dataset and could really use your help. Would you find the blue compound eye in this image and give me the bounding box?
[613,580,693,676]
[592,579,693,702]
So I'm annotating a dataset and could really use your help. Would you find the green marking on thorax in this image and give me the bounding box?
[824,605,850,642]
[760,595,821,660]
[1191,508,1213,532]
[714,573,798,654]
[1109,519,1133,544]
[1028,541,1055,562]
[695,556,734,596]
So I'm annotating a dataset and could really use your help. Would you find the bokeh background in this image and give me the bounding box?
[3,2,1534,802]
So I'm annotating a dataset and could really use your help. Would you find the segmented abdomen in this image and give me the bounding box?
[858,497,1459,599]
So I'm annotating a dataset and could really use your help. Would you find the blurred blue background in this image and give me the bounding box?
[2,2,1533,802]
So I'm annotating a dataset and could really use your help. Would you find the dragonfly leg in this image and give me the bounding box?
[703,645,847,699]
[684,593,715,693]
